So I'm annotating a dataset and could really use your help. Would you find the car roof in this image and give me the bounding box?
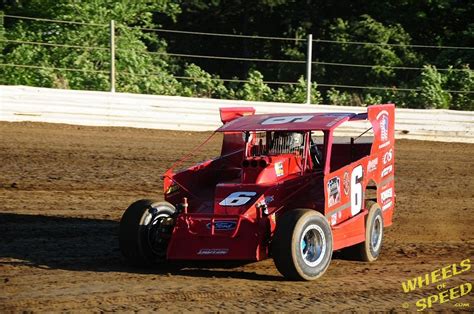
[217,112,359,132]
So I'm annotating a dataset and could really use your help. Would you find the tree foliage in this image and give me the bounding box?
[0,0,472,109]
[0,0,181,93]
[416,65,451,109]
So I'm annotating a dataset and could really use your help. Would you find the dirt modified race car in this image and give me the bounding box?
[119,104,396,280]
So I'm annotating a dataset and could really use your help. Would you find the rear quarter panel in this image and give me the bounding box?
[324,104,395,250]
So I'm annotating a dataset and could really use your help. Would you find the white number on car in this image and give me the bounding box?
[261,115,313,125]
[219,192,256,206]
[351,165,363,216]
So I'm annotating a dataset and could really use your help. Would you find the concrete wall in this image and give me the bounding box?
[1,85,473,143]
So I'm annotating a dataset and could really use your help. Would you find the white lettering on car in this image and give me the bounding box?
[383,149,393,164]
[381,165,393,177]
[219,191,256,206]
[261,115,313,125]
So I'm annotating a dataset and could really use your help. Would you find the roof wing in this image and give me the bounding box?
[217,112,356,132]
[220,107,255,124]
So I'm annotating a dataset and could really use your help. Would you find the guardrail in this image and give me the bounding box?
[1,85,473,143]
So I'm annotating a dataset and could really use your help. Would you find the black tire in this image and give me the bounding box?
[342,201,384,262]
[272,209,333,281]
[119,199,176,266]
[359,202,384,262]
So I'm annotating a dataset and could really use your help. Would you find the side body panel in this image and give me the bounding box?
[324,104,395,250]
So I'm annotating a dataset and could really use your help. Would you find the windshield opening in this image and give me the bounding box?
[246,131,306,157]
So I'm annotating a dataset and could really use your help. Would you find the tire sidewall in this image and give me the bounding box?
[119,200,175,265]
[365,204,384,261]
[138,202,175,262]
[291,211,333,280]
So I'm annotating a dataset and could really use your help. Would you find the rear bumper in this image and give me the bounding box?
[166,213,267,261]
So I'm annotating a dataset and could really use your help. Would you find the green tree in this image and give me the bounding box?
[445,65,474,111]
[0,0,181,93]
[327,88,352,106]
[1,1,473,110]
[284,76,322,104]
[321,15,420,86]
[415,65,451,109]
[238,70,272,101]
[180,63,228,98]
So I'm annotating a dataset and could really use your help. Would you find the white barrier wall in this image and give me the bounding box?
[1,85,473,143]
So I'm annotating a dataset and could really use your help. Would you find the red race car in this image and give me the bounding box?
[119,104,396,280]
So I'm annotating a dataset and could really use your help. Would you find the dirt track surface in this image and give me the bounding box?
[1,121,473,312]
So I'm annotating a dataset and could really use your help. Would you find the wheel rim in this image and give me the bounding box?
[300,224,326,267]
[371,215,383,251]
[144,207,172,257]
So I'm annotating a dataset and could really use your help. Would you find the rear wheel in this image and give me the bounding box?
[341,201,384,262]
[119,199,176,266]
[272,209,333,281]
[359,202,384,261]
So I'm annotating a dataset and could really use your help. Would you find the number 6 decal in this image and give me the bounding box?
[261,115,313,125]
[351,165,363,216]
[219,191,256,206]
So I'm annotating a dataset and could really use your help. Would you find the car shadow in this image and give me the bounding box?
[0,213,281,281]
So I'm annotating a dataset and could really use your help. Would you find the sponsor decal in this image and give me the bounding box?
[380,115,389,142]
[206,221,237,231]
[331,214,337,226]
[219,191,256,206]
[383,149,393,164]
[327,177,341,207]
[382,201,392,211]
[274,162,284,177]
[368,158,378,173]
[377,110,389,142]
[381,165,393,177]
[343,171,350,195]
[376,110,390,148]
[381,187,393,203]
[197,248,229,255]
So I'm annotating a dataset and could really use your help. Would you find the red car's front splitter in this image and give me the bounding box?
[166,214,267,261]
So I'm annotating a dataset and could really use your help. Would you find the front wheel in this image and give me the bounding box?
[272,209,333,281]
[119,199,176,266]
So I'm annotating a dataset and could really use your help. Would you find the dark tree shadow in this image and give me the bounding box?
[0,213,281,281]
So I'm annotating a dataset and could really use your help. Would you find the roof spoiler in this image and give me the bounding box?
[220,107,255,124]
